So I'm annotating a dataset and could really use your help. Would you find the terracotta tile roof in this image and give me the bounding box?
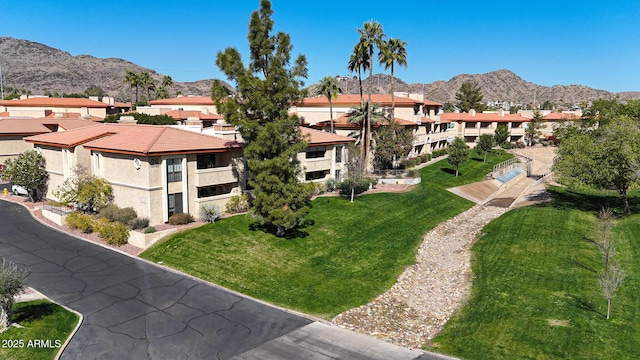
[164,110,223,121]
[114,101,131,107]
[315,113,418,129]
[0,118,97,136]
[300,127,355,145]
[0,97,110,108]
[44,112,103,121]
[439,112,529,123]
[0,112,8,117]
[300,94,442,107]
[25,124,241,155]
[544,112,579,121]
[149,96,215,106]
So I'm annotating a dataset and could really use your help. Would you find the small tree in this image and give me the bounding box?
[0,150,49,202]
[525,110,546,146]
[448,137,469,177]
[477,134,495,162]
[598,206,616,272]
[54,166,113,213]
[494,123,510,147]
[0,259,28,332]
[372,121,414,169]
[598,262,625,319]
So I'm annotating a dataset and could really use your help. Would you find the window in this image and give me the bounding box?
[197,183,234,198]
[447,123,455,129]
[334,169,342,182]
[335,146,343,163]
[306,146,326,159]
[197,154,216,169]
[305,170,329,181]
[168,193,183,217]
[166,158,182,182]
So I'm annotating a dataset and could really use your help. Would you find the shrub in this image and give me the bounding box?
[99,204,138,225]
[65,211,94,233]
[312,182,326,196]
[199,204,221,223]
[128,217,149,230]
[144,226,156,234]
[406,169,419,178]
[421,154,431,163]
[501,142,513,149]
[325,178,337,192]
[225,194,250,214]
[399,159,417,169]
[93,218,129,246]
[431,148,448,158]
[336,177,376,196]
[415,157,423,164]
[168,213,194,225]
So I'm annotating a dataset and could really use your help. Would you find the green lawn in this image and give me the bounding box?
[141,150,512,318]
[430,187,640,359]
[0,300,80,360]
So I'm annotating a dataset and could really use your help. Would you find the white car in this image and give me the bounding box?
[11,184,28,196]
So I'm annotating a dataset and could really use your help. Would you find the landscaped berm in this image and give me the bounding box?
[141,150,512,319]
[430,187,640,359]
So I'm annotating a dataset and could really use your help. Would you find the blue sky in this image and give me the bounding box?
[3,1,640,92]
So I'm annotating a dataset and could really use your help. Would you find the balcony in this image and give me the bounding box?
[302,158,332,172]
[194,166,238,187]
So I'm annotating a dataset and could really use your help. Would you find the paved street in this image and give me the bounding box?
[0,197,439,359]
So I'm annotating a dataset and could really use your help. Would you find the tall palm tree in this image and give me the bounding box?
[357,20,385,172]
[347,41,369,102]
[139,72,155,100]
[123,70,140,104]
[316,75,341,133]
[348,101,386,150]
[379,37,407,120]
[161,75,174,98]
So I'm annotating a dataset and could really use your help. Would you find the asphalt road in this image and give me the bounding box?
[0,192,448,360]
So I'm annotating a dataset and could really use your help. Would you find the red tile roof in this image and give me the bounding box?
[0,118,97,136]
[543,112,579,121]
[300,94,442,107]
[148,96,215,106]
[315,113,418,129]
[164,110,223,121]
[0,97,110,108]
[25,124,241,155]
[439,112,529,123]
[44,112,103,121]
[300,127,355,145]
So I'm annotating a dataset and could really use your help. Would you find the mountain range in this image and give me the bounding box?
[1,37,638,105]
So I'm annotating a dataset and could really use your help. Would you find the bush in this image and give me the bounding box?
[431,148,448,158]
[225,194,250,214]
[199,204,221,223]
[65,211,94,233]
[312,182,326,196]
[99,204,137,225]
[421,154,431,163]
[406,169,419,178]
[336,177,376,196]
[128,217,149,230]
[414,157,423,164]
[325,178,337,192]
[399,159,417,169]
[501,142,513,149]
[144,226,156,234]
[168,213,194,225]
[93,218,129,246]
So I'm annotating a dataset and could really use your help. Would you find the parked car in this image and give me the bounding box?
[11,184,28,196]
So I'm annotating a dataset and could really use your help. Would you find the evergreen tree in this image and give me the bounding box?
[525,110,546,146]
[477,133,495,162]
[212,0,311,236]
[455,81,486,113]
[372,120,414,169]
[494,123,510,146]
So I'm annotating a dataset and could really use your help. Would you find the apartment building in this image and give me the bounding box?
[439,109,530,147]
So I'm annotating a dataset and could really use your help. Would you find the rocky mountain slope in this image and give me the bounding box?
[2,37,637,105]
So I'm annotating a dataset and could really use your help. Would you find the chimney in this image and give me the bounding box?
[202,107,209,115]
[117,115,137,124]
[185,117,203,128]
[499,109,505,117]
[469,109,476,117]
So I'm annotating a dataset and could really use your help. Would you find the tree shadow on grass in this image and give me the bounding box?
[569,295,606,318]
[440,167,457,176]
[565,257,598,274]
[545,187,627,215]
[248,219,314,239]
[12,302,58,323]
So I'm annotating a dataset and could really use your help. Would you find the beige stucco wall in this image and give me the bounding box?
[0,137,33,164]
[6,106,106,118]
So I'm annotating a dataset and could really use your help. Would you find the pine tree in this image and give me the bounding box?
[212,0,311,236]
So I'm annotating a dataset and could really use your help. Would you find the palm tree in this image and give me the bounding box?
[123,70,140,104]
[138,72,155,100]
[347,41,369,102]
[379,37,407,120]
[316,76,341,133]
[161,75,174,98]
[358,20,385,172]
[348,101,386,150]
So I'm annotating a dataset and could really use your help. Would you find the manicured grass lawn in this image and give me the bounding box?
[430,187,640,359]
[141,150,513,318]
[0,300,80,360]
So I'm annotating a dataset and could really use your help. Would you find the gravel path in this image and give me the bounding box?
[333,204,506,348]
